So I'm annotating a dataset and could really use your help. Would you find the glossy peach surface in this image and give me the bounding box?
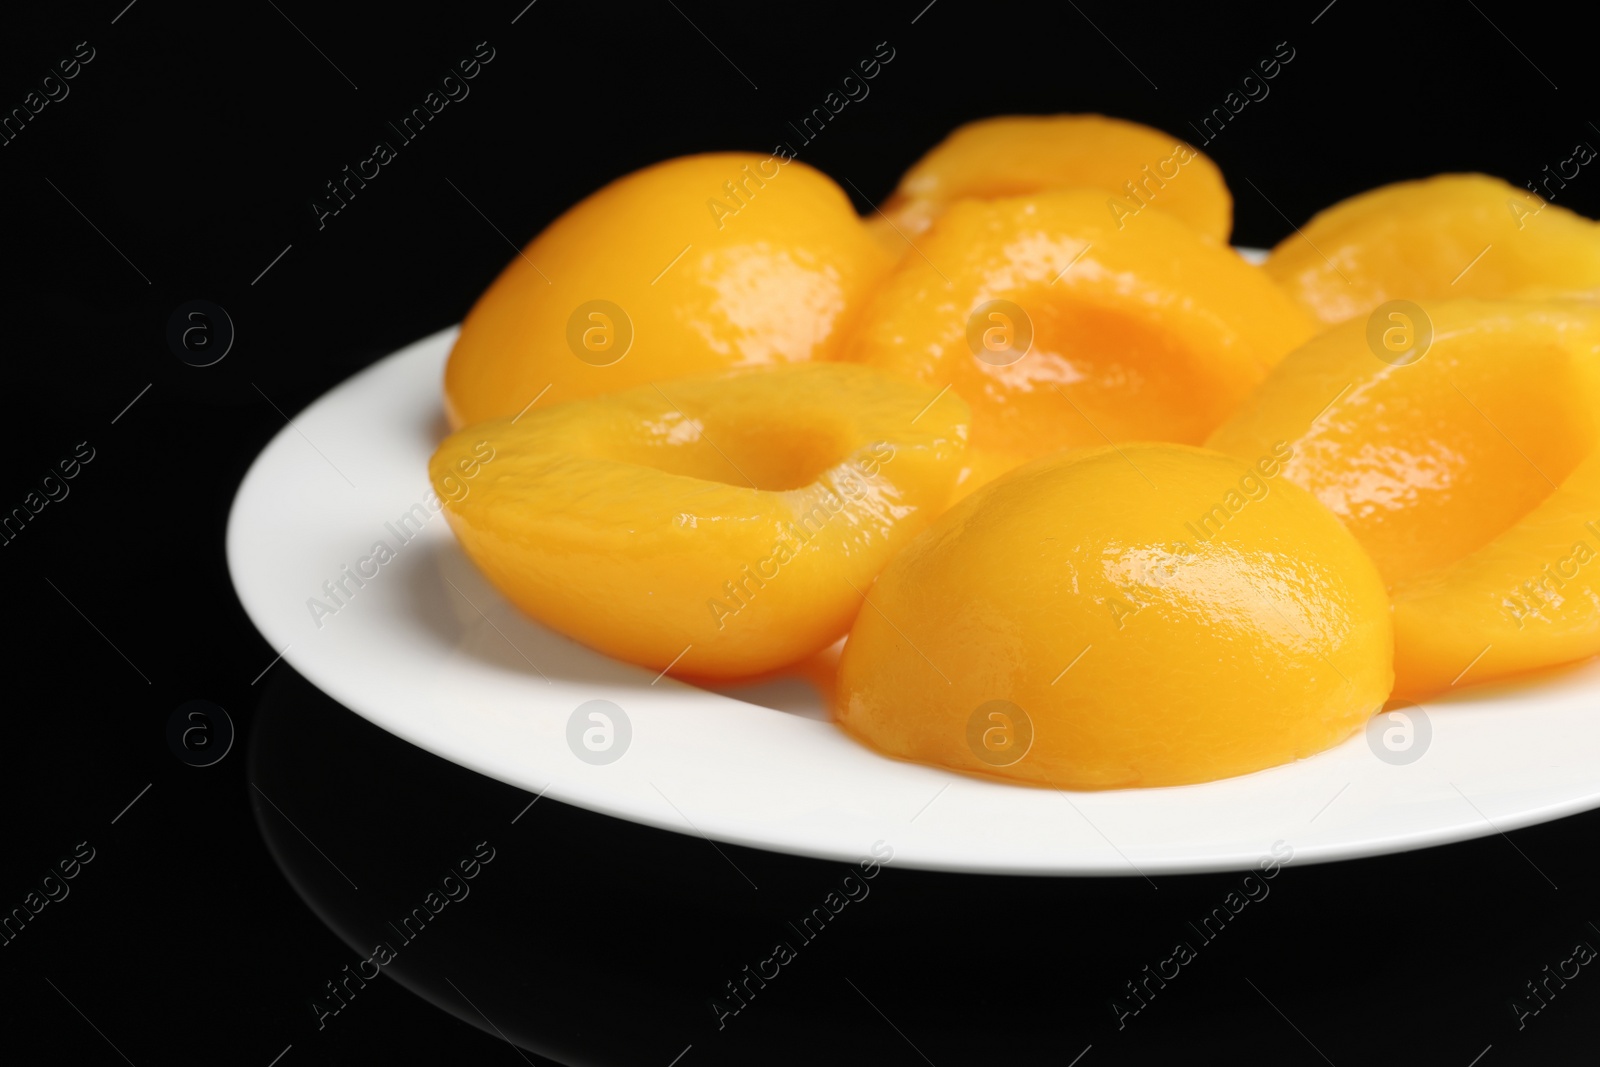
[444,152,892,428]
[836,444,1393,789]
[1206,301,1600,588]
[878,114,1232,244]
[1264,174,1600,326]
[1394,448,1600,696]
[844,190,1315,492]
[431,363,968,678]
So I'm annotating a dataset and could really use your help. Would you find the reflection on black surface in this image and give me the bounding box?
[250,666,1600,1066]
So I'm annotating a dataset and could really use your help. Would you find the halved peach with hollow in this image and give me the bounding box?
[876,114,1232,244]
[1206,301,1600,589]
[430,364,969,678]
[1393,448,1600,696]
[1264,174,1600,326]
[444,153,893,428]
[843,189,1315,493]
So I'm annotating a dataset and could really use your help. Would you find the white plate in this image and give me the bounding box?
[227,325,1600,876]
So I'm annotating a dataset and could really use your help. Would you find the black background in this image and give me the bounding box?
[3,1,1600,1064]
